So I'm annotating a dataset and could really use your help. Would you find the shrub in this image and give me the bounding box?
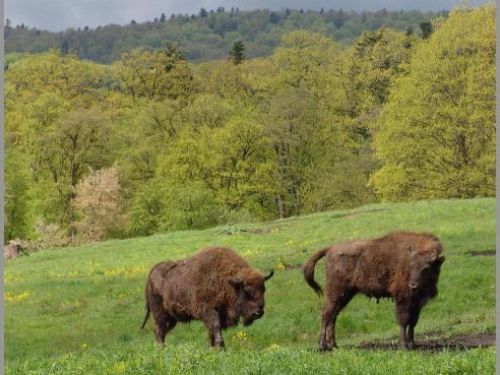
[73,166,125,242]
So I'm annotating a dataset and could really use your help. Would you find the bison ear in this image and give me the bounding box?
[229,276,245,290]
[264,270,274,282]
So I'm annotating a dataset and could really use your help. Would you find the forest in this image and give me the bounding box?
[5,8,441,63]
[4,5,495,246]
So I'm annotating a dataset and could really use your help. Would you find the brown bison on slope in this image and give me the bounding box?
[303,231,444,351]
[141,247,274,348]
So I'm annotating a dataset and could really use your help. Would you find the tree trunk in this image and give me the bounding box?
[277,194,286,219]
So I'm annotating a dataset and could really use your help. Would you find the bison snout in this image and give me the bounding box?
[409,282,418,289]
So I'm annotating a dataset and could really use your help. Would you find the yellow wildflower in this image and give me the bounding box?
[267,343,280,351]
[4,291,31,303]
[232,331,248,341]
[108,361,126,374]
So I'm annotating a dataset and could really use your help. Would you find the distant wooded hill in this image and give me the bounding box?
[5,8,442,63]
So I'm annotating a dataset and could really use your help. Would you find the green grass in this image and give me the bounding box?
[5,198,496,374]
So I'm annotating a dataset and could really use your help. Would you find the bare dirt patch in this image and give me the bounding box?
[466,250,495,257]
[282,263,303,271]
[357,332,494,352]
[221,224,289,236]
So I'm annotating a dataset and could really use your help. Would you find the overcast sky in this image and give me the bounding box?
[6,0,491,31]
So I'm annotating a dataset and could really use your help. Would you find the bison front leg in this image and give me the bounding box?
[395,300,411,350]
[407,304,422,350]
[202,309,225,349]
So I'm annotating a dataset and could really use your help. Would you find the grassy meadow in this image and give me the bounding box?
[4,198,496,374]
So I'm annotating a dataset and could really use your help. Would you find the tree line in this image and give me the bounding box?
[5,8,441,63]
[5,5,494,246]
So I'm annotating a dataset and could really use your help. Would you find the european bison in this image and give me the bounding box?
[303,231,445,351]
[141,247,274,348]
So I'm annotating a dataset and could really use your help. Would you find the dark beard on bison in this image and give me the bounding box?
[242,316,255,326]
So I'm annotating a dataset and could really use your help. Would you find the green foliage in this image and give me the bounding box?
[4,5,495,241]
[113,47,196,101]
[5,9,440,63]
[33,108,112,228]
[5,51,114,237]
[229,41,246,64]
[261,31,376,216]
[127,182,166,237]
[338,28,415,139]
[372,5,495,201]
[4,198,495,373]
[6,50,106,100]
[160,181,222,231]
[4,151,31,241]
[5,52,24,70]
[419,21,433,39]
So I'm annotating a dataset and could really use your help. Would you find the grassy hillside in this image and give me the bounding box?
[5,198,495,374]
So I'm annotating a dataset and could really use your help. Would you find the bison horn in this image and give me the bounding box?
[264,270,274,281]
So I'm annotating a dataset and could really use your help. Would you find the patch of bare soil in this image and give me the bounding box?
[222,223,290,236]
[357,332,495,352]
[249,227,272,235]
[283,263,303,271]
[466,250,495,257]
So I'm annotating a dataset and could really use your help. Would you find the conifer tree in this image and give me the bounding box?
[229,41,245,65]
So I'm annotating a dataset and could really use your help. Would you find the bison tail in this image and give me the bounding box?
[302,247,329,296]
[141,280,151,329]
[140,300,150,329]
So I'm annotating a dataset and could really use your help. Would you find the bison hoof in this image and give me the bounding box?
[212,341,225,350]
[318,341,336,352]
[401,341,415,350]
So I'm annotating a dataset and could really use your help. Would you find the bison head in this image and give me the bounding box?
[229,270,274,326]
[408,246,445,296]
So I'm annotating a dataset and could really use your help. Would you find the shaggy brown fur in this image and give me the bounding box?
[303,231,445,351]
[141,247,274,348]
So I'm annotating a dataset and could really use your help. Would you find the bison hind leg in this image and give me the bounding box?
[154,314,177,345]
[319,289,355,352]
